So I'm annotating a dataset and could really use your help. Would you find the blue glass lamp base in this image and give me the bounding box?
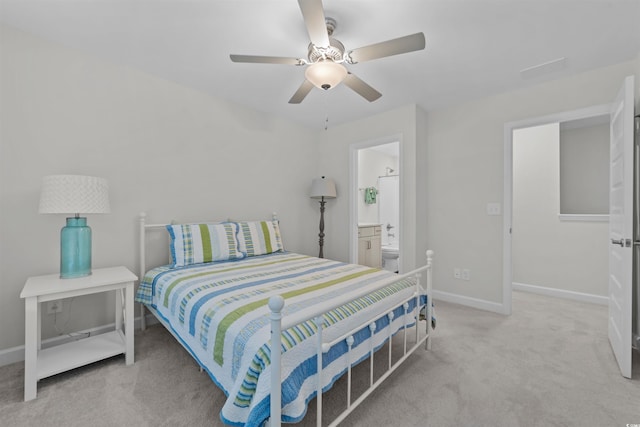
[60,217,92,279]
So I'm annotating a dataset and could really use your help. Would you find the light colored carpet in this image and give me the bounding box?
[1,291,638,426]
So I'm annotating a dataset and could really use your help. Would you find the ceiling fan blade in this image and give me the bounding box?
[347,32,426,64]
[289,80,315,104]
[230,54,303,65]
[298,0,330,48]
[343,73,382,102]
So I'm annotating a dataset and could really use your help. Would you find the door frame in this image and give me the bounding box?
[349,135,404,270]
[503,103,611,315]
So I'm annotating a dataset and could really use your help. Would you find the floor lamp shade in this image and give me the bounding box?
[310,177,337,258]
[310,177,337,199]
[39,175,110,278]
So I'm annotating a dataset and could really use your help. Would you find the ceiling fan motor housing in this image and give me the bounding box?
[307,37,345,63]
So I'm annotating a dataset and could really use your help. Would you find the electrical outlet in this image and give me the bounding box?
[462,269,471,281]
[486,203,501,216]
[47,300,63,315]
[453,268,461,279]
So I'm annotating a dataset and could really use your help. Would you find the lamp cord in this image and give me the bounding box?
[53,297,91,339]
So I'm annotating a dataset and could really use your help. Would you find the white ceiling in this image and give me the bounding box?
[1,0,639,130]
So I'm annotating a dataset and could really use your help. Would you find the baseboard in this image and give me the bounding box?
[0,285,607,368]
[512,282,608,306]
[0,313,158,368]
[432,290,506,314]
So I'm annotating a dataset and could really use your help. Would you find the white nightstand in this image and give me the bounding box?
[20,266,138,401]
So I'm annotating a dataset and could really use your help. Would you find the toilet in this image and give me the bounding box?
[381,244,399,273]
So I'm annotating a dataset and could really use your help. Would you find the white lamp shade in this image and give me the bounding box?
[310,177,337,199]
[304,60,347,90]
[39,175,111,214]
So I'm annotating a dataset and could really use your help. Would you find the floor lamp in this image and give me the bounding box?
[310,176,337,258]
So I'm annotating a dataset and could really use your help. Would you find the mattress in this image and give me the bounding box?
[135,251,425,425]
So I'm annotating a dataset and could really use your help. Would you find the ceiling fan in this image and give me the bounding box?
[230,0,426,104]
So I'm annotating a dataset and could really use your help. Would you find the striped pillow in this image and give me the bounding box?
[236,220,284,256]
[167,223,245,267]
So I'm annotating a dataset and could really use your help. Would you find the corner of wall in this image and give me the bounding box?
[635,53,640,110]
[415,105,429,268]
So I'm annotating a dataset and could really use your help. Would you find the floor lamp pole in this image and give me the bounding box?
[318,196,326,258]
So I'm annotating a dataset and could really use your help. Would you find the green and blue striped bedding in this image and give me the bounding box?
[167,222,245,267]
[136,252,425,426]
[236,220,284,256]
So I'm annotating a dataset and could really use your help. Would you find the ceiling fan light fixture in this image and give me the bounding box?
[304,59,347,90]
[230,2,427,104]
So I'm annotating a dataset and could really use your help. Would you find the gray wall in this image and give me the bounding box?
[560,123,609,215]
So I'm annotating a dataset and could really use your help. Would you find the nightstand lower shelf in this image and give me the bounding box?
[37,331,126,380]
[21,266,137,401]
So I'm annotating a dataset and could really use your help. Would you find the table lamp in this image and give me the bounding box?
[38,175,110,278]
[309,176,337,258]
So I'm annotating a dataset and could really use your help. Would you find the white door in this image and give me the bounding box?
[608,75,634,379]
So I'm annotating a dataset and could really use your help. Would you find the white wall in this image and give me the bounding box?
[0,25,318,353]
[513,123,608,297]
[357,148,398,224]
[415,106,430,271]
[2,22,637,356]
[425,60,636,308]
[316,104,421,272]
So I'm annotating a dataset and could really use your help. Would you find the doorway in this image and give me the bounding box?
[349,137,403,272]
[511,119,610,307]
[503,104,611,315]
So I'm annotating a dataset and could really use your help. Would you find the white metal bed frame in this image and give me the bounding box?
[138,212,433,426]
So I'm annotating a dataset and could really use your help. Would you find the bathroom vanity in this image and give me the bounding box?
[358,224,382,268]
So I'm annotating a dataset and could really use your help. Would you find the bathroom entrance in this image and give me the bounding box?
[355,141,401,272]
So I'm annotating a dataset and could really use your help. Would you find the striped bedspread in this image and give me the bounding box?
[136,252,425,426]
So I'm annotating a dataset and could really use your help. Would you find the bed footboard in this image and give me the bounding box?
[268,250,434,427]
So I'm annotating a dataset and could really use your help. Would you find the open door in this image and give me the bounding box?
[608,75,634,379]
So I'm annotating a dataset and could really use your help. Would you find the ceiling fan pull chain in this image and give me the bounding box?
[324,95,330,131]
